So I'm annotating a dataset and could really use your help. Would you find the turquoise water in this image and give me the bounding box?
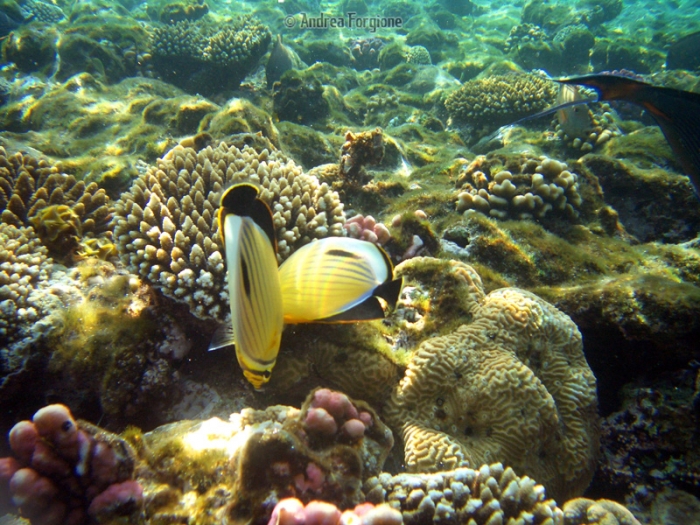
[1,0,700,523]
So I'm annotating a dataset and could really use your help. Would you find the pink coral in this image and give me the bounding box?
[0,404,141,525]
[268,498,402,525]
[344,214,391,245]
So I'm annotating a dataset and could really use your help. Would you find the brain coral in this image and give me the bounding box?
[0,147,112,258]
[384,258,599,502]
[445,73,558,133]
[455,153,583,221]
[112,139,346,321]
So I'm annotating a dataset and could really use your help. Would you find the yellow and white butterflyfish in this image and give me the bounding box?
[278,237,403,324]
[210,183,283,389]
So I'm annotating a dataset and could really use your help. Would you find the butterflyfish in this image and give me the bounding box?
[559,73,700,197]
[214,183,283,389]
[278,237,403,323]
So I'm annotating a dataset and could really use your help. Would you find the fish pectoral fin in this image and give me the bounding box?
[314,277,404,323]
[208,323,235,351]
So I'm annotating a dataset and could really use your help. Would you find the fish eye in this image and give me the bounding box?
[61,420,73,432]
[263,371,271,378]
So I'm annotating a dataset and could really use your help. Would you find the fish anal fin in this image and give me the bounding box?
[208,323,235,351]
[315,296,387,323]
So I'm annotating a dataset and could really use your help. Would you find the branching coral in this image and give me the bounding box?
[384,258,599,502]
[0,147,112,259]
[455,153,583,222]
[445,73,558,135]
[150,16,271,95]
[365,463,563,525]
[112,139,346,321]
[0,223,52,349]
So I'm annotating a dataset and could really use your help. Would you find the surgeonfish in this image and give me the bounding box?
[559,73,700,197]
[278,237,403,324]
[215,183,284,389]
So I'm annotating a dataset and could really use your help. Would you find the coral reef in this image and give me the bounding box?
[135,388,393,523]
[150,16,271,95]
[113,138,346,322]
[445,73,558,138]
[0,404,142,525]
[0,147,113,260]
[455,153,583,222]
[385,258,599,502]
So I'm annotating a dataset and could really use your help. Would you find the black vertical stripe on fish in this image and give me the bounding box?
[240,254,251,298]
[559,74,700,197]
[220,183,277,250]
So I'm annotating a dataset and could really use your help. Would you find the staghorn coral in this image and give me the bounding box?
[455,153,583,222]
[0,147,112,259]
[113,139,346,322]
[364,463,563,525]
[445,73,558,136]
[0,404,142,525]
[384,258,599,502]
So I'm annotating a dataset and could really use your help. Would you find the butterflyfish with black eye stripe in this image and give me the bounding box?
[209,183,403,389]
[212,183,284,390]
[278,237,403,323]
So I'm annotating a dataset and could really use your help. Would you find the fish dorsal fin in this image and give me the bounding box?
[219,183,277,252]
[208,323,235,351]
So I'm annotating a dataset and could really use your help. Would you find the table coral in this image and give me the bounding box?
[384,258,599,502]
[136,388,394,524]
[445,73,558,138]
[113,139,346,322]
[0,404,142,525]
[455,153,583,222]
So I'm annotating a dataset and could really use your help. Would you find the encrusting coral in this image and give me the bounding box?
[0,147,113,260]
[384,258,599,503]
[445,73,558,136]
[113,138,346,321]
[455,153,583,222]
[0,404,142,525]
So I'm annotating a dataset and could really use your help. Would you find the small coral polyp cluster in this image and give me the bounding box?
[113,139,346,321]
[455,154,582,221]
